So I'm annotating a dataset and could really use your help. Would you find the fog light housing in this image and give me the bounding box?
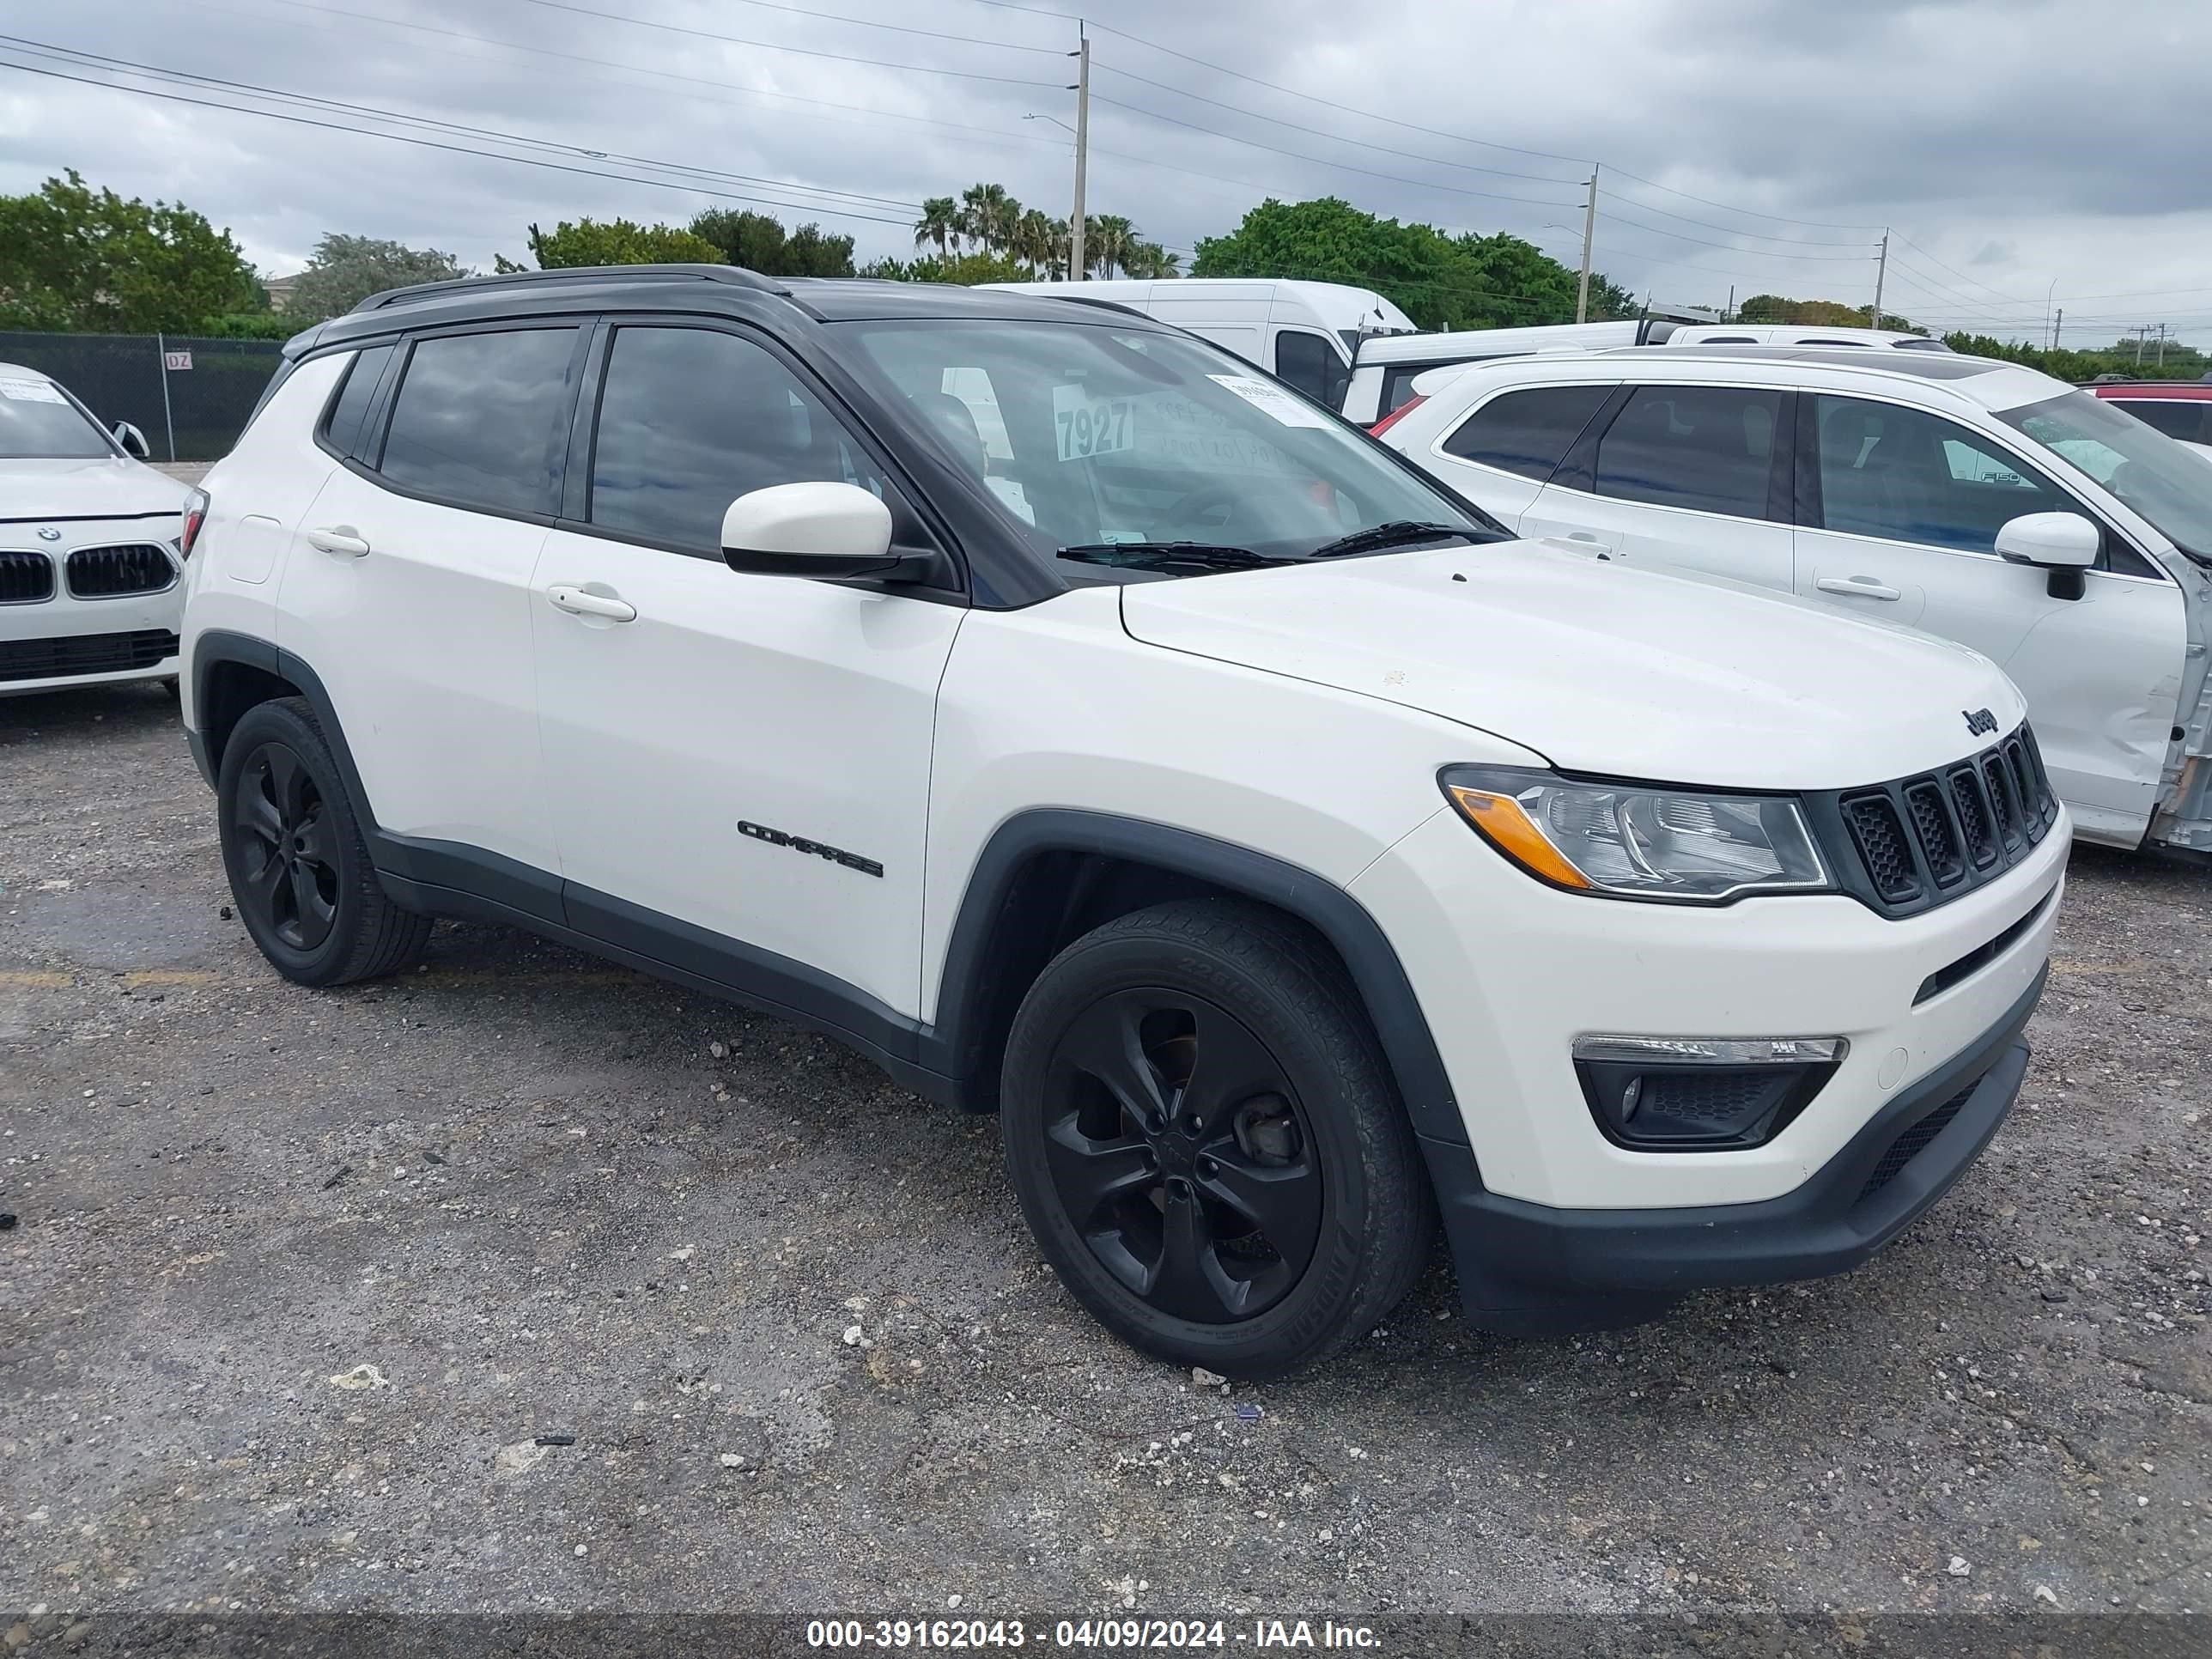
[1571,1035,1847,1151]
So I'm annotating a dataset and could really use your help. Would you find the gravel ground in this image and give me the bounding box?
[2,683,2207,1622]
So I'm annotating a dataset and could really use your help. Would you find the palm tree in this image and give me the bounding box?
[1011,208,1058,276]
[1123,241,1180,279]
[958,182,1018,255]
[1089,214,1137,279]
[912,197,957,258]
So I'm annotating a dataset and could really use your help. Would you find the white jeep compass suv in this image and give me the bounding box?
[179,268,2067,1376]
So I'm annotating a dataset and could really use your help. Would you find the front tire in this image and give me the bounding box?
[216,696,431,987]
[1000,899,1432,1378]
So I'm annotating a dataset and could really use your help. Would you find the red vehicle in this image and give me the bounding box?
[2089,379,2212,449]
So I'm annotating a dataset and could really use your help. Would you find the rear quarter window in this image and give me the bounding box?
[1440,385,1613,482]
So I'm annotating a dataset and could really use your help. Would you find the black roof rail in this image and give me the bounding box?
[350,263,788,313]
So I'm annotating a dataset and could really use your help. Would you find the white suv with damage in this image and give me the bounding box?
[179,269,2065,1376]
[1376,346,2212,858]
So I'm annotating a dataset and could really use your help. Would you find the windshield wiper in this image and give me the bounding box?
[1307,520,1480,560]
[1058,542,1283,572]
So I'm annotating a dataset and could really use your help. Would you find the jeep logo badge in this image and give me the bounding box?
[1963,708,1998,737]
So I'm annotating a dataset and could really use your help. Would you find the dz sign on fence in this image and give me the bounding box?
[164,350,193,372]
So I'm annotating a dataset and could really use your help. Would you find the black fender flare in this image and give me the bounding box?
[927,809,1468,1148]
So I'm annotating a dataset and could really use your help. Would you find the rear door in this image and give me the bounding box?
[1415,380,1618,529]
[1518,380,1797,588]
[1792,392,2188,843]
[1271,327,1352,411]
[276,322,586,884]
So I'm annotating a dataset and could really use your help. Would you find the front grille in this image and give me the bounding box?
[1821,723,2058,916]
[1844,796,1917,902]
[0,549,55,604]
[1856,1080,1978,1203]
[0,629,179,684]
[65,543,176,599]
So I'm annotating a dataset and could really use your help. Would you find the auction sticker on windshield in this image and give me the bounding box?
[1207,374,1330,428]
[1054,383,1136,460]
[0,377,69,404]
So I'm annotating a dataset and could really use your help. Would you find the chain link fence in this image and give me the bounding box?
[0,330,287,462]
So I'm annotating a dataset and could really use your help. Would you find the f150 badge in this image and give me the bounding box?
[738,820,884,878]
[1962,708,1998,737]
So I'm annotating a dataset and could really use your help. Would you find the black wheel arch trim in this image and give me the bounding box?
[927,809,1468,1148]
[187,643,1469,1152]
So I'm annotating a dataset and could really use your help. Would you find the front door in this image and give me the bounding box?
[1793,392,2188,844]
[529,321,963,1021]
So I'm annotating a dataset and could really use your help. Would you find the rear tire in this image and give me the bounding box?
[216,696,431,987]
[1000,898,1432,1378]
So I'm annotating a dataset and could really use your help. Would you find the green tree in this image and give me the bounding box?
[283,233,469,322]
[520,217,727,268]
[913,196,959,258]
[1193,197,1606,330]
[860,251,1029,285]
[1090,214,1138,278]
[958,182,1018,254]
[1010,208,1060,276]
[687,209,854,276]
[0,169,260,331]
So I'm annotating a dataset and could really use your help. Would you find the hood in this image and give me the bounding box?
[0,457,191,526]
[1119,541,2027,791]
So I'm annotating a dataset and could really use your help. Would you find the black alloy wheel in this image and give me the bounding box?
[1000,898,1433,1377]
[215,696,432,987]
[231,740,341,951]
[1044,988,1322,1323]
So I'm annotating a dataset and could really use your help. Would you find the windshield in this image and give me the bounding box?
[840,319,1492,567]
[1997,390,2212,557]
[0,375,113,459]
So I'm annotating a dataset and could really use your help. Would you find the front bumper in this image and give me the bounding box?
[1428,965,2043,1334]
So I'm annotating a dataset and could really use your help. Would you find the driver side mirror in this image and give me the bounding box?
[112,421,150,460]
[1996,511,2098,601]
[720,482,916,580]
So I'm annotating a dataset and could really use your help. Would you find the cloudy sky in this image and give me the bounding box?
[3,0,2210,348]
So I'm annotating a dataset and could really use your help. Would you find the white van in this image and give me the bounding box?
[984,278,1417,410]
[1348,322,1948,425]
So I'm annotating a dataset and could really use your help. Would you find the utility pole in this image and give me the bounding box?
[1870,231,1889,330]
[1068,27,1090,282]
[1725,284,1735,324]
[2051,307,2062,350]
[2158,323,2168,366]
[2133,325,2150,365]
[1574,166,1598,324]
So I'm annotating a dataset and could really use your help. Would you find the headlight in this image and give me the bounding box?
[1440,765,1832,902]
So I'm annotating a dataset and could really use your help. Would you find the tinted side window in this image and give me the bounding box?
[1442,385,1612,482]
[2115,399,2212,445]
[1379,368,1423,418]
[379,328,579,516]
[1593,385,1784,519]
[589,326,885,554]
[1813,394,2073,554]
[1274,331,1348,409]
[321,343,393,459]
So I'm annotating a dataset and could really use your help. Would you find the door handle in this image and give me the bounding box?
[305,525,369,557]
[1563,532,1614,548]
[547,584,637,623]
[1816,576,1901,601]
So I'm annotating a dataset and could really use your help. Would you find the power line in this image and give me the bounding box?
[512,0,1068,55]
[223,0,1077,172]
[0,58,918,225]
[1086,92,1581,212]
[1089,57,1583,188]
[1594,210,1879,262]
[499,0,1061,87]
[0,34,924,213]
[1593,189,1874,249]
